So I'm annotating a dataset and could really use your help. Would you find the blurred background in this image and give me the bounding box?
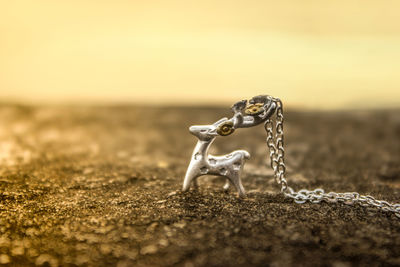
[1,0,399,109]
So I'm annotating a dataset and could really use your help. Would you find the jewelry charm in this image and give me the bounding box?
[182,95,277,197]
[182,94,400,218]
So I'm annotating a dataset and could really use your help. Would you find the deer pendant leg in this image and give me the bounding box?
[182,171,198,192]
[232,175,246,198]
[224,172,246,198]
[223,180,230,191]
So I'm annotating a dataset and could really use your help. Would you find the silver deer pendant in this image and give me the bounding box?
[182,95,277,197]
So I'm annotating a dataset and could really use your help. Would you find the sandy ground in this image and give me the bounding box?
[0,105,399,266]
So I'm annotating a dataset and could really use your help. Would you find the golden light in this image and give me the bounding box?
[1,0,399,109]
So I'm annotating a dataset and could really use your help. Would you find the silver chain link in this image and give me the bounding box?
[265,98,400,218]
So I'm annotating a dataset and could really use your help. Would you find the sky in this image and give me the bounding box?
[1,0,400,109]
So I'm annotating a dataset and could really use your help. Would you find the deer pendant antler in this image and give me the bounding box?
[182,95,277,197]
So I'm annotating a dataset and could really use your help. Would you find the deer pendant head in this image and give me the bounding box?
[188,118,229,141]
[182,95,277,197]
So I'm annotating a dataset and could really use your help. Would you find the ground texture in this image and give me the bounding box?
[0,105,399,267]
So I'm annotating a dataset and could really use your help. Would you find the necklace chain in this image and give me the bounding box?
[265,98,400,218]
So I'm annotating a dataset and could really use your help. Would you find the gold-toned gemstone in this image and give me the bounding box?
[244,103,265,115]
[217,121,235,136]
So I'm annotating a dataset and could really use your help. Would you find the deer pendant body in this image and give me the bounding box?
[182,118,250,197]
[182,95,277,197]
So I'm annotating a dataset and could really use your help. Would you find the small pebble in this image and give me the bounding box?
[124,249,138,260]
[35,254,58,267]
[0,237,10,247]
[27,248,39,258]
[167,191,177,197]
[99,244,112,255]
[140,245,158,255]
[0,254,10,264]
[173,222,186,229]
[158,239,169,247]
[11,246,24,256]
